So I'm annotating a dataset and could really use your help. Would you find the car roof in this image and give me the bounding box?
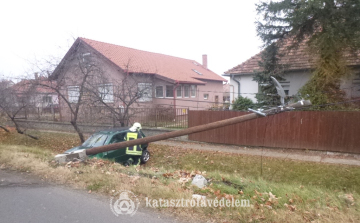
[96,127,131,135]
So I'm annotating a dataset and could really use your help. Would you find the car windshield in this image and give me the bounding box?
[82,133,108,147]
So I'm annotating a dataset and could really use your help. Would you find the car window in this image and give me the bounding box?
[82,133,108,147]
[109,133,126,144]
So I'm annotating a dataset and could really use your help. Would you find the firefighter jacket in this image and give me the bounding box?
[125,131,142,156]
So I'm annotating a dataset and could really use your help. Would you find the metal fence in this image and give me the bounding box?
[131,108,188,128]
[16,105,61,121]
[21,105,188,128]
[188,110,360,153]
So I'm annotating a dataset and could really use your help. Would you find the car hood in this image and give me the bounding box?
[64,145,89,154]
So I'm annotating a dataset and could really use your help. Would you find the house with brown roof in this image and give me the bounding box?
[223,40,360,104]
[51,37,226,113]
[12,76,59,109]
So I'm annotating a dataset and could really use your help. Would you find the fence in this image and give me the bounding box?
[16,105,61,121]
[21,105,188,128]
[131,108,188,128]
[188,110,360,153]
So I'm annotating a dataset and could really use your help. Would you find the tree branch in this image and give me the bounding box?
[0,125,9,132]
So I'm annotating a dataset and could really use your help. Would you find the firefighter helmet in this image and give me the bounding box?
[129,122,142,132]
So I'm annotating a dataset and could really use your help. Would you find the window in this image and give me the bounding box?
[109,133,126,144]
[155,86,164,98]
[43,96,52,103]
[203,94,209,100]
[68,86,80,103]
[281,84,290,96]
[184,85,190,98]
[280,81,290,96]
[190,85,196,97]
[215,95,219,104]
[82,53,91,62]
[352,73,360,98]
[98,84,114,103]
[166,85,174,98]
[192,69,202,75]
[82,133,108,147]
[176,86,182,98]
[138,83,152,102]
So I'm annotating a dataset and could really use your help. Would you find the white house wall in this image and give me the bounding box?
[228,71,311,105]
[282,71,312,96]
[229,74,258,106]
[229,69,359,109]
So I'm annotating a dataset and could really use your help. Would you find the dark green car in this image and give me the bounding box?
[64,128,150,164]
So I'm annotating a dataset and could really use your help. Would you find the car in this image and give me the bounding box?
[64,127,150,164]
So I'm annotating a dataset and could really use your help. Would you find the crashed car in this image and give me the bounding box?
[64,127,150,164]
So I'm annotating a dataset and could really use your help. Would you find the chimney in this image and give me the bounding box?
[202,54,207,69]
[34,72,39,79]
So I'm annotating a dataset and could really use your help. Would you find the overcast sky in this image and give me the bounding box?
[1,0,262,81]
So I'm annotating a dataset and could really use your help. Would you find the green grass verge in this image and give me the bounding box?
[149,144,360,194]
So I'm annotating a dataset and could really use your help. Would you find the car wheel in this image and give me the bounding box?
[141,150,150,164]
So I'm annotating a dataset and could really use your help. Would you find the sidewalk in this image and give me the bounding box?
[153,140,360,166]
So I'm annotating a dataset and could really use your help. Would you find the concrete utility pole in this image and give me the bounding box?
[54,77,310,163]
[85,100,311,156]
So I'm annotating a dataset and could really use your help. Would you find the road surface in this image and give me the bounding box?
[0,169,177,223]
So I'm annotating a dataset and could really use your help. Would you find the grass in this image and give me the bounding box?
[149,144,360,194]
[0,129,359,222]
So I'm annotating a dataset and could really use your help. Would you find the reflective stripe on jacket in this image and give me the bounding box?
[125,132,142,155]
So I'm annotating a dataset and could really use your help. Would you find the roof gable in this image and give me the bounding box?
[78,38,225,84]
[225,37,360,75]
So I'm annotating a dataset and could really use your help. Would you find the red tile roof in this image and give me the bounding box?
[225,37,360,75]
[12,78,56,94]
[79,38,226,84]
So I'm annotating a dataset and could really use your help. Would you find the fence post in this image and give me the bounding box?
[51,104,55,121]
[155,108,158,128]
[112,112,115,127]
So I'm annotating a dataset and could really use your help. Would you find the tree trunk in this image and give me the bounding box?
[71,121,85,143]
[11,118,38,140]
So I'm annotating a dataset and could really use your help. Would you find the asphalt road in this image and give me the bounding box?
[0,169,177,223]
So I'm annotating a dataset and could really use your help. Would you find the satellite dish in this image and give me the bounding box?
[270,76,286,106]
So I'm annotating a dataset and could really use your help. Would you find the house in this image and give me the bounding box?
[0,79,14,89]
[11,76,59,110]
[51,37,226,113]
[223,39,360,104]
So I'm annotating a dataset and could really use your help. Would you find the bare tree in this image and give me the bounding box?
[0,78,38,139]
[31,43,101,143]
[31,40,158,142]
[84,61,155,127]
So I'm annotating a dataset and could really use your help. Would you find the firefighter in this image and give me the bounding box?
[125,122,143,166]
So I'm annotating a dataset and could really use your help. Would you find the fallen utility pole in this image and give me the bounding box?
[85,100,311,156]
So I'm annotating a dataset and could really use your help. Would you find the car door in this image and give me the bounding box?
[103,132,127,160]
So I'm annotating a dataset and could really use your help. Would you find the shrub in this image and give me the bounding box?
[232,96,254,111]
